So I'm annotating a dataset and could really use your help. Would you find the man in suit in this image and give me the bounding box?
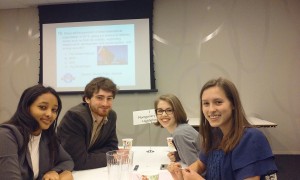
[57,77,118,170]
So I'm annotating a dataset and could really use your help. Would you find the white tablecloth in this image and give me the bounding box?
[72,146,173,180]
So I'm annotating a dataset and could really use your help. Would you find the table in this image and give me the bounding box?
[72,146,174,180]
[247,117,277,128]
[188,117,277,129]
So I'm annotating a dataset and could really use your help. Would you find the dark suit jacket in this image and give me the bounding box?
[0,124,74,180]
[57,103,118,170]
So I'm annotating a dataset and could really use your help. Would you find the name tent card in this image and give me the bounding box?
[133,109,157,125]
[133,109,157,152]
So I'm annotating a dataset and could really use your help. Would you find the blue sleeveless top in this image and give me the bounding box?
[199,128,277,180]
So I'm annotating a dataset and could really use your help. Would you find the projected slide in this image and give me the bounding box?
[56,24,135,88]
[42,18,151,92]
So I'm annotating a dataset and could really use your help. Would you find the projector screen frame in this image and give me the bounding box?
[38,0,157,94]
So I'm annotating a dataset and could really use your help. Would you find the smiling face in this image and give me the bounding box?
[85,89,113,117]
[201,86,234,135]
[156,100,177,133]
[30,92,59,135]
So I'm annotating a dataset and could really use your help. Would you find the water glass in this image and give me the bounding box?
[106,150,134,180]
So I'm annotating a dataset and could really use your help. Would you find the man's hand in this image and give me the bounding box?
[42,171,59,180]
[59,171,73,180]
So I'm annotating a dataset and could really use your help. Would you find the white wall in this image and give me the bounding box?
[1,0,299,154]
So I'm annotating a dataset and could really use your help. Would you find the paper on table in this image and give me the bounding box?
[132,170,173,180]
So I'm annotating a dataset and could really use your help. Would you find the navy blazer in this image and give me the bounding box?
[0,124,74,180]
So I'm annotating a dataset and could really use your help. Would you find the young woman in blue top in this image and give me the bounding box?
[168,77,277,180]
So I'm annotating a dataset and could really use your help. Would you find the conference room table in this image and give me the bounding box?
[72,146,175,180]
[188,117,277,130]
